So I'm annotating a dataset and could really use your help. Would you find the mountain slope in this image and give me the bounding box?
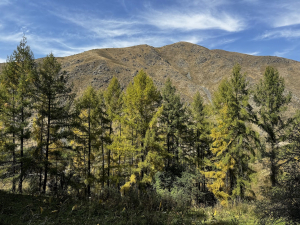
[1,42,300,109]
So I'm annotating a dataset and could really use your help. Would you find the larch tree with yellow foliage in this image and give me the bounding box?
[74,86,110,196]
[120,69,161,192]
[104,77,123,188]
[32,53,75,194]
[207,64,259,204]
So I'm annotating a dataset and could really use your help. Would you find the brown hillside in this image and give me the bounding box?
[1,42,300,109]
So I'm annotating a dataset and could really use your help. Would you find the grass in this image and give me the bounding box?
[0,190,286,225]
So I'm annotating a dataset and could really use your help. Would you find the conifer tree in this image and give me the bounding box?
[254,66,292,187]
[104,77,123,188]
[73,86,101,196]
[160,78,188,167]
[207,64,258,204]
[121,70,161,190]
[190,92,211,192]
[0,36,36,193]
[155,78,189,192]
[33,53,75,194]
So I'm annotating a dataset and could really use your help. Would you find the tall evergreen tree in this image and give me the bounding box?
[254,66,292,187]
[0,36,36,193]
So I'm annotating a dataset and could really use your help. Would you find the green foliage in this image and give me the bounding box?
[255,162,300,224]
[154,168,206,208]
[1,40,300,225]
[104,77,123,188]
[121,69,161,189]
[207,64,258,204]
[159,78,189,167]
[32,53,75,194]
[0,36,36,193]
[72,86,110,196]
[254,66,292,187]
[104,76,123,122]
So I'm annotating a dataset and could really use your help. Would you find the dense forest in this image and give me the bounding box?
[0,37,300,225]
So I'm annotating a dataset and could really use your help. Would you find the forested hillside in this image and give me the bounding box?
[0,37,300,224]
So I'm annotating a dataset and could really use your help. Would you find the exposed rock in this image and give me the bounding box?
[1,41,299,112]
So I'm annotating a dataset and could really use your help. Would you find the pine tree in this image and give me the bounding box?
[254,66,292,187]
[0,36,36,193]
[33,53,75,194]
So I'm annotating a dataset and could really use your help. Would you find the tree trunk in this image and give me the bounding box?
[12,91,16,193]
[270,147,277,187]
[43,97,51,194]
[87,107,91,196]
[107,121,112,188]
[19,106,24,193]
[39,116,44,192]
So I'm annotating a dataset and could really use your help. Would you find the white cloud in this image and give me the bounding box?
[266,1,300,27]
[176,0,229,8]
[259,29,300,39]
[144,11,244,32]
[273,13,300,28]
[274,48,293,57]
[180,36,204,45]
[50,10,141,39]
[209,38,238,48]
[141,0,245,32]
[0,32,24,42]
[244,51,260,56]
[273,45,297,57]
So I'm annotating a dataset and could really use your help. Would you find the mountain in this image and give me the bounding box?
[1,42,300,109]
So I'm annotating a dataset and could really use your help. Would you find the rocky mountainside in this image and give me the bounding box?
[1,42,300,109]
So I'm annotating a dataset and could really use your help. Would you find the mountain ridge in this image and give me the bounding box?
[1,41,299,109]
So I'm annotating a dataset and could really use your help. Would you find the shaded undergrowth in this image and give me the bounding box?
[0,189,264,225]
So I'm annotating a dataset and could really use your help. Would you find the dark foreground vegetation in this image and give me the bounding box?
[0,37,300,224]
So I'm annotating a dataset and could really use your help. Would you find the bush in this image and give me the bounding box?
[154,166,211,208]
[255,162,300,224]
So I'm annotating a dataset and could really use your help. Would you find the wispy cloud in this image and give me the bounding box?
[144,11,244,32]
[274,48,292,57]
[179,36,204,45]
[258,29,300,39]
[140,0,245,32]
[266,1,300,27]
[209,38,238,48]
[50,10,141,39]
[0,32,24,43]
[274,13,300,28]
[244,51,260,56]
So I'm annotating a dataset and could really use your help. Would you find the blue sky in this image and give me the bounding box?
[1,0,300,62]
